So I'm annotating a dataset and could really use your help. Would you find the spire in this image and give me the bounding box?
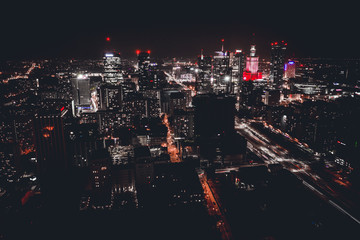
[250,45,256,57]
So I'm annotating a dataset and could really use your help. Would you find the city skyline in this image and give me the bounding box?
[2,2,360,240]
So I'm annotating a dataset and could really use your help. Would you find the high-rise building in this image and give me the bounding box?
[33,112,68,182]
[233,49,246,88]
[172,108,195,140]
[71,74,90,106]
[193,94,236,141]
[66,122,99,168]
[196,52,213,94]
[243,45,262,81]
[270,41,287,84]
[240,81,263,107]
[98,84,122,110]
[89,149,112,209]
[213,50,232,94]
[284,60,296,79]
[169,92,186,116]
[103,52,123,83]
[137,51,152,91]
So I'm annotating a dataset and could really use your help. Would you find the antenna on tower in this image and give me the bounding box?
[221,39,225,52]
[201,49,204,60]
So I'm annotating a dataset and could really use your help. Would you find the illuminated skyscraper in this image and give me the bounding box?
[137,50,157,91]
[71,74,90,106]
[98,84,122,110]
[243,45,262,81]
[284,60,296,79]
[196,51,213,94]
[137,50,150,69]
[103,52,123,83]
[270,41,287,84]
[213,50,232,94]
[231,50,246,110]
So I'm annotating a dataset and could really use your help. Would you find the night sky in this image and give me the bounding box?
[1,1,359,60]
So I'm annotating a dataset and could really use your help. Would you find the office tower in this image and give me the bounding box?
[33,112,68,177]
[89,149,112,209]
[172,108,195,140]
[234,50,246,88]
[270,41,287,84]
[33,111,72,209]
[143,89,161,117]
[193,94,236,141]
[137,51,152,91]
[103,52,123,83]
[66,122,100,168]
[213,50,232,94]
[196,52,213,94]
[98,84,122,110]
[243,45,262,81]
[169,92,186,116]
[121,79,137,98]
[137,50,151,69]
[284,60,296,79]
[71,74,90,106]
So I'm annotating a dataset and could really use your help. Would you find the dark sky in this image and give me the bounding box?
[1,1,359,60]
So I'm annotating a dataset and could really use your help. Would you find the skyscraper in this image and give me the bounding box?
[33,111,69,190]
[233,49,246,92]
[193,94,236,141]
[243,45,262,81]
[98,84,122,110]
[137,51,151,91]
[196,53,213,94]
[270,41,287,84]
[284,60,296,79]
[213,50,232,94]
[103,52,123,83]
[71,74,90,106]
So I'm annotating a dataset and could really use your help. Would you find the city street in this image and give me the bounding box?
[198,172,232,240]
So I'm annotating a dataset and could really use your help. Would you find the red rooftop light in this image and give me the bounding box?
[106,37,110,42]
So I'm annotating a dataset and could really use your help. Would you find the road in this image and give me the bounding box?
[164,71,196,96]
[3,62,38,83]
[235,117,360,226]
[162,113,181,163]
[198,172,232,240]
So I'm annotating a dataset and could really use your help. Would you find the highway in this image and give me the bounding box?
[235,116,360,226]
